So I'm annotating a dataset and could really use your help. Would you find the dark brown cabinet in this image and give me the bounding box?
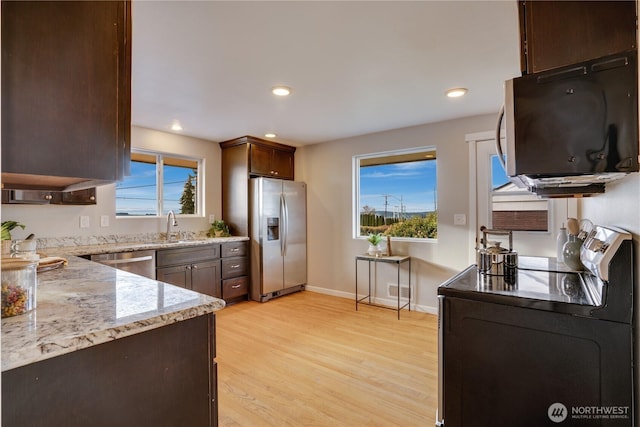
[156,245,222,298]
[221,241,248,302]
[1,1,131,190]
[518,1,636,74]
[249,143,295,180]
[2,314,217,427]
[220,135,296,236]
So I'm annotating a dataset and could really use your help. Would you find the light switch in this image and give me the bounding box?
[79,216,90,228]
[100,215,109,227]
[454,214,467,226]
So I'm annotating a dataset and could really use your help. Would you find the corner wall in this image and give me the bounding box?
[296,113,498,312]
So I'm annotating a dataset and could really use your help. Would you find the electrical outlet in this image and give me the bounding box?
[454,213,467,226]
[209,214,215,223]
[100,215,109,227]
[79,216,90,228]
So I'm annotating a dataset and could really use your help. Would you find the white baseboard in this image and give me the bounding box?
[305,285,438,315]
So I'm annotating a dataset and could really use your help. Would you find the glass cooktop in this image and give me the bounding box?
[439,257,603,311]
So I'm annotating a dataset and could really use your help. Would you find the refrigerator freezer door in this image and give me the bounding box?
[260,178,285,295]
[282,181,307,289]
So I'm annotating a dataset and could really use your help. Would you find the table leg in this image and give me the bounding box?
[355,258,358,311]
[408,259,412,313]
[397,261,401,320]
[368,260,372,304]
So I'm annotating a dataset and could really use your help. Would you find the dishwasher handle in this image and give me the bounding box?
[96,255,154,266]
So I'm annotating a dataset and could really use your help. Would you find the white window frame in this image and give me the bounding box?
[116,149,204,218]
[352,146,438,242]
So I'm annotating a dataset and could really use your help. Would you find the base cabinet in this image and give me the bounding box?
[2,314,217,427]
[157,245,221,298]
[221,241,248,302]
[156,242,248,303]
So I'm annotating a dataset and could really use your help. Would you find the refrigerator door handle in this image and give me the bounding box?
[280,192,287,256]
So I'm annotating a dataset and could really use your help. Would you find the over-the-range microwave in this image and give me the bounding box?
[499,50,639,197]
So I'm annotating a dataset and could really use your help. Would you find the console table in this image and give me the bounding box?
[355,254,411,319]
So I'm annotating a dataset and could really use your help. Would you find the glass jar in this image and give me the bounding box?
[1,258,37,318]
[562,235,584,271]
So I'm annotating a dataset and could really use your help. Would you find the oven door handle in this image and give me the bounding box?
[436,295,445,426]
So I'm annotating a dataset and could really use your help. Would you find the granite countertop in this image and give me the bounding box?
[49,236,250,257]
[1,254,226,372]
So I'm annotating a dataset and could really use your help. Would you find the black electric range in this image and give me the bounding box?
[436,225,634,426]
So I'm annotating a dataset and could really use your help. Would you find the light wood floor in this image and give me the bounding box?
[215,291,438,426]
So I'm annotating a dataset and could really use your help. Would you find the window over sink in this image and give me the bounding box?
[116,150,203,217]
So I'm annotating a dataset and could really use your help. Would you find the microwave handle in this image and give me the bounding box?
[495,104,507,171]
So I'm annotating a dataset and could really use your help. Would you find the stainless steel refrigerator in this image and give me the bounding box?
[249,178,307,302]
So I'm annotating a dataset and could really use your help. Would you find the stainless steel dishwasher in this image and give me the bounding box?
[90,250,156,280]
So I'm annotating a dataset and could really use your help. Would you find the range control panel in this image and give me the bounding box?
[581,225,631,281]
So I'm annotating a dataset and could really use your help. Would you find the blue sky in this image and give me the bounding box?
[491,155,510,189]
[116,162,194,215]
[360,156,510,215]
[360,160,437,214]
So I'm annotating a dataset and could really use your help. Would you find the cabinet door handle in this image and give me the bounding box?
[232,284,241,289]
[230,248,239,252]
[231,264,240,269]
[185,265,192,270]
[192,265,198,269]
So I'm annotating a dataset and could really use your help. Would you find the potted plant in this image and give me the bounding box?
[366,233,384,256]
[1,221,26,254]
[208,220,230,238]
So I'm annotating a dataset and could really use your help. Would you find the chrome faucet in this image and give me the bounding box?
[166,210,178,241]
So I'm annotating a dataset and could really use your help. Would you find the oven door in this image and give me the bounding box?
[441,296,632,426]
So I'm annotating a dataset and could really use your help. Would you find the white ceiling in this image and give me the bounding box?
[131,1,522,146]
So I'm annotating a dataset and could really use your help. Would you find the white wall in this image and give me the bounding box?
[296,113,499,313]
[2,126,222,241]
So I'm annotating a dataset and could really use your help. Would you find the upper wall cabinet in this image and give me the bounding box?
[1,1,131,191]
[248,139,295,180]
[519,0,636,74]
[219,136,296,236]
[221,136,295,181]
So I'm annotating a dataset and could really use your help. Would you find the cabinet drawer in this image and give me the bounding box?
[221,256,247,279]
[221,241,247,258]
[222,276,248,300]
[157,244,220,267]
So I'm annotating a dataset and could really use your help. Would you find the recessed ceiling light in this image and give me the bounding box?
[171,121,183,131]
[445,88,468,98]
[272,86,292,96]
[265,133,277,138]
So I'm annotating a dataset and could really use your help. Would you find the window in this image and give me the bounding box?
[116,150,202,216]
[490,155,549,232]
[354,147,437,240]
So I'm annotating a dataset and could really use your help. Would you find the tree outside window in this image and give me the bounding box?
[116,151,202,217]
